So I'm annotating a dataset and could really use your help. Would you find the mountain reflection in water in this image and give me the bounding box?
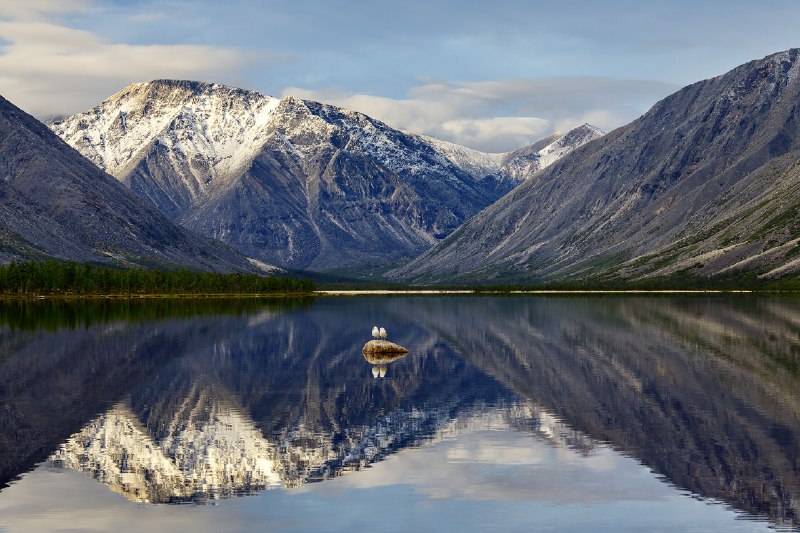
[0,296,798,530]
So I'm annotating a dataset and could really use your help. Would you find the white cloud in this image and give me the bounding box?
[301,428,672,504]
[438,117,550,153]
[284,77,676,152]
[0,2,257,117]
[0,0,92,20]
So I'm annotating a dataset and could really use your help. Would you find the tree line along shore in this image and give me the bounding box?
[0,261,314,296]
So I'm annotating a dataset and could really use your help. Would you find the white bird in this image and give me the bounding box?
[379,327,387,339]
[372,326,380,339]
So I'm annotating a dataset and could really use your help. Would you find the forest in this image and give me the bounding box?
[0,261,315,296]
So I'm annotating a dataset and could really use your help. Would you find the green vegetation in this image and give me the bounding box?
[464,270,800,292]
[0,261,314,296]
[754,203,800,238]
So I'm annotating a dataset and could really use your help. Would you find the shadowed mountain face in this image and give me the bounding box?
[0,296,798,528]
[0,94,254,271]
[49,81,601,272]
[391,49,800,284]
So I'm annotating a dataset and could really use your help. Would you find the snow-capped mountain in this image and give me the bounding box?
[50,81,600,271]
[415,124,603,182]
[50,81,284,218]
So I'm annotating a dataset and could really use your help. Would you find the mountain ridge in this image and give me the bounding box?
[50,81,602,271]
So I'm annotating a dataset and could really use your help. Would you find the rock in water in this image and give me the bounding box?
[362,340,409,354]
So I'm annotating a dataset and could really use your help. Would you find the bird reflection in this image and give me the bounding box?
[363,351,408,379]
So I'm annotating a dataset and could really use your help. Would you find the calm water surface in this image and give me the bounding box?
[0,296,798,532]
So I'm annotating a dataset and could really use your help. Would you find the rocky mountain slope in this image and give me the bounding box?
[0,94,256,271]
[50,81,600,271]
[391,49,800,284]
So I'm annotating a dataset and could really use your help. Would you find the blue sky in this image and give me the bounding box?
[1,0,799,150]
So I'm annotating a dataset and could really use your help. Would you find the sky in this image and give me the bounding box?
[1,0,799,152]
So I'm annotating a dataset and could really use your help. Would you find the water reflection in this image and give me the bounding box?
[50,401,281,503]
[0,296,798,530]
[363,351,409,378]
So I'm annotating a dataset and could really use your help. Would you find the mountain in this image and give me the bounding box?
[390,49,800,284]
[49,81,600,272]
[0,93,258,271]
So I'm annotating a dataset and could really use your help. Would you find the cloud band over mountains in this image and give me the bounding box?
[284,78,675,152]
[3,0,796,151]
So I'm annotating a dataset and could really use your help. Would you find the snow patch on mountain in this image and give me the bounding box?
[537,124,605,169]
[49,81,283,202]
[417,134,506,179]
[247,257,285,274]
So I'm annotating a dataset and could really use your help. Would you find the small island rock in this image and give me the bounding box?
[362,340,409,355]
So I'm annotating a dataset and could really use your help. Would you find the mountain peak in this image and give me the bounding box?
[139,79,268,98]
[49,78,281,181]
[500,123,605,181]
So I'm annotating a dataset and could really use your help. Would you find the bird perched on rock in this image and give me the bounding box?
[372,326,380,339]
[379,327,387,339]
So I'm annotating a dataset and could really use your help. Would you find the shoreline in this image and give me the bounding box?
[315,289,758,296]
[1,289,789,299]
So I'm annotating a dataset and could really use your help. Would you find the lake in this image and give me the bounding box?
[0,295,798,532]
